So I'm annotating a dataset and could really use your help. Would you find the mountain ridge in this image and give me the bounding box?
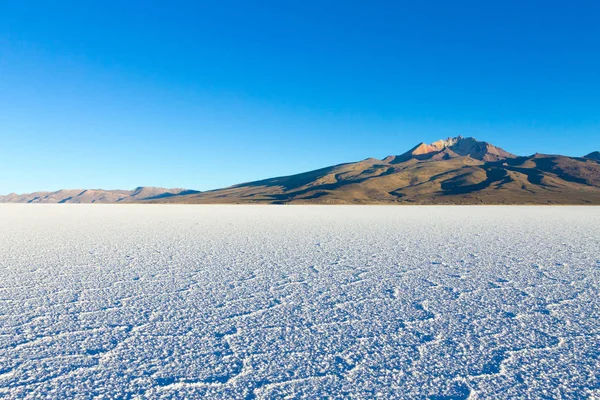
[0,187,200,204]
[2,136,599,204]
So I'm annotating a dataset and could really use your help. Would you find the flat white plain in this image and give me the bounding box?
[0,205,599,399]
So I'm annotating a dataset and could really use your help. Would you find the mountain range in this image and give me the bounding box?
[2,136,600,204]
[0,187,199,204]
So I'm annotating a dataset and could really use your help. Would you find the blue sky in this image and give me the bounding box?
[1,1,599,193]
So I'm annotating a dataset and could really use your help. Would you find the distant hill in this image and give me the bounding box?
[151,136,600,205]
[2,137,599,205]
[585,151,600,161]
[0,187,200,203]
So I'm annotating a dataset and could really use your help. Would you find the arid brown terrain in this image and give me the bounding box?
[153,136,600,205]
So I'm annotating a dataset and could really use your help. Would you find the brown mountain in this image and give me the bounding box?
[0,187,199,203]
[151,136,600,205]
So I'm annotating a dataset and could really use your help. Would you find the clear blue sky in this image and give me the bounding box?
[1,1,599,194]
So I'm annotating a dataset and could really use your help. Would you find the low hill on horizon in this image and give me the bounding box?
[2,137,600,205]
[0,187,199,204]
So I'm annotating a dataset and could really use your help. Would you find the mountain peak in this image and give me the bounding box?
[430,135,463,150]
[391,136,515,163]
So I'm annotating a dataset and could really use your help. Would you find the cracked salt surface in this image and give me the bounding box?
[0,205,599,399]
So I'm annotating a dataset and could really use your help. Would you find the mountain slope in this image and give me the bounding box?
[0,187,199,203]
[152,137,600,205]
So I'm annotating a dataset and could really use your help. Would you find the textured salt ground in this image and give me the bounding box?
[0,205,599,399]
